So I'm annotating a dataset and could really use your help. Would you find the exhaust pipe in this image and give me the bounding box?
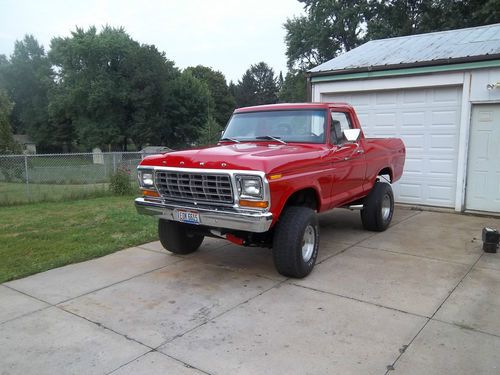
[346,204,364,210]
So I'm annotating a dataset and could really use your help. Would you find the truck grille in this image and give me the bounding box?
[155,171,234,204]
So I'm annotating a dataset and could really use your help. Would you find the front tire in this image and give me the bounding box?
[273,206,319,278]
[360,182,394,231]
[158,219,204,254]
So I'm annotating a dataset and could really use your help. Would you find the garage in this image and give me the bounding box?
[323,86,462,208]
[308,23,500,213]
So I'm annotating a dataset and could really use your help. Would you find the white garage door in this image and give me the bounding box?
[322,86,462,207]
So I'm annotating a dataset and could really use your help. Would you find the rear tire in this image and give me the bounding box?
[360,182,394,231]
[158,219,204,254]
[273,206,319,278]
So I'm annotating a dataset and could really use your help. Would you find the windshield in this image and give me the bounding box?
[222,110,327,144]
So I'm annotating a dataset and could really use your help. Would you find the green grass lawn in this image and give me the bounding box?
[0,182,111,205]
[0,195,158,283]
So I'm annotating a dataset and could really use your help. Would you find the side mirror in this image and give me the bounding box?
[343,128,361,143]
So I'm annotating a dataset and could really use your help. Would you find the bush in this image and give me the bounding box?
[110,168,133,195]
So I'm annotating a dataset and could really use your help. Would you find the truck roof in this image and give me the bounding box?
[234,102,354,113]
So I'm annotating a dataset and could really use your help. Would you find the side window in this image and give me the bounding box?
[330,111,352,144]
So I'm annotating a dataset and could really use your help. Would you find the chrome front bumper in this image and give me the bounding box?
[135,198,273,233]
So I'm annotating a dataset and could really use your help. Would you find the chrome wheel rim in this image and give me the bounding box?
[381,194,392,222]
[302,225,315,262]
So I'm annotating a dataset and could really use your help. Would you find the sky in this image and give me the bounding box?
[0,0,305,82]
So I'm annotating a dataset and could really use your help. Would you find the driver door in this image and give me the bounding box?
[327,111,367,207]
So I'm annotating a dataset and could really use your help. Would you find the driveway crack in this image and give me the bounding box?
[155,278,288,349]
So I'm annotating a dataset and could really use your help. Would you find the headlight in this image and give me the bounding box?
[236,176,263,200]
[138,169,155,188]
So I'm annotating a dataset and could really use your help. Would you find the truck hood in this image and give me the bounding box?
[140,142,328,173]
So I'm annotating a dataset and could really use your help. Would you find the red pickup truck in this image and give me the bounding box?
[135,103,405,278]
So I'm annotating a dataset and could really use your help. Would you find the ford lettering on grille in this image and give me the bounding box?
[155,171,233,204]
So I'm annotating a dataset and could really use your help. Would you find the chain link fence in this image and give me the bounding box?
[0,152,151,205]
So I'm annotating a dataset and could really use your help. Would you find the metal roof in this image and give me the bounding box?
[309,23,500,75]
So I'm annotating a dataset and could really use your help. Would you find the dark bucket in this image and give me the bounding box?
[482,227,499,254]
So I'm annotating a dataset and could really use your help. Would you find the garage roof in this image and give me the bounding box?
[310,23,500,75]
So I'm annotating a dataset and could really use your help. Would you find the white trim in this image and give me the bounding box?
[313,72,464,100]
[470,100,500,104]
[455,72,472,212]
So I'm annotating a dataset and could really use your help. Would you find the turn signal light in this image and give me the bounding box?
[142,189,160,198]
[239,199,269,208]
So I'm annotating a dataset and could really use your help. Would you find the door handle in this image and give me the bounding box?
[356,149,364,154]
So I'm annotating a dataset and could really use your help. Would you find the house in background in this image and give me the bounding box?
[308,23,500,215]
[13,134,36,154]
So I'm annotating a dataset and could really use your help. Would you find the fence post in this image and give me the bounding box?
[24,154,30,201]
[112,153,116,173]
[103,154,107,179]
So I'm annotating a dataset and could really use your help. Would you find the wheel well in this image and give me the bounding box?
[378,167,393,182]
[284,188,319,211]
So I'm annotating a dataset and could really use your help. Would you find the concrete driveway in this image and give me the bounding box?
[1,208,499,374]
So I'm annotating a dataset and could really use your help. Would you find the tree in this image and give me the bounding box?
[278,71,284,91]
[279,70,307,103]
[0,90,22,183]
[366,0,432,39]
[0,55,8,87]
[0,35,53,150]
[228,81,238,103]
[51,27,127,150]
[49,26,179,150]
[184,65,236,145]
[367,0,500,39]
[0,90,20,154]
[234,62,279,107]
[47,85,76,152]
[162,71,210,148]
[125,44,179,150]
[185,65,235,127]
[197,115,221,146]
[284,0,368,70]
[419,0,500,32]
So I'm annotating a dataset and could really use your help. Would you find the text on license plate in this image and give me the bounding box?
[176,210,200,225]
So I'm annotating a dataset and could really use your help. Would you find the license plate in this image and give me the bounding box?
[176,209,201,225]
